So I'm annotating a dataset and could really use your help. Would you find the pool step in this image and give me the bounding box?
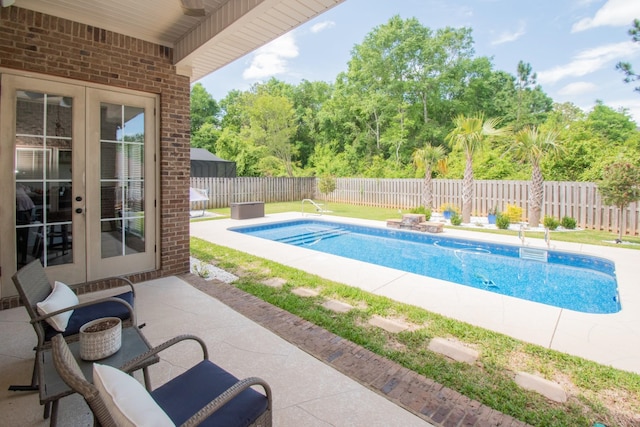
[276,228,349,245]
[519,247,548,262]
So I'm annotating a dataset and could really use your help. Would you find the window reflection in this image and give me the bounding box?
[99,103,145,258]
[15,91,73,268]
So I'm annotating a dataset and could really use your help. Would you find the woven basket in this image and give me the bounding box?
[79,317,122,360]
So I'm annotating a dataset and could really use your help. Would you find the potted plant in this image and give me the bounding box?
[441,203,457,220]
[487,206,498,225]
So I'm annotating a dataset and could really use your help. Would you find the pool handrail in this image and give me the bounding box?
[301,199,329,216]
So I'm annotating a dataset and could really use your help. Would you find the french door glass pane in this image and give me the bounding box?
[99,103,145,258]
[15,91,74,268]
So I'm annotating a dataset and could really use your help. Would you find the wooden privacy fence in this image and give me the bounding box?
[189,177,640,236]
[190,177,315,208]
[322,178,639,236]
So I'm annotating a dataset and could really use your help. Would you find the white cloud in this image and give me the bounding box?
[557,81,598,96]
[491,21,526,45]
[538,41,640,84]
[311,21,335,33]
[572,0,640,32]
[242,32,299,80]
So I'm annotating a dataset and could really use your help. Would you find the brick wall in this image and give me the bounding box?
[0,7,191,307]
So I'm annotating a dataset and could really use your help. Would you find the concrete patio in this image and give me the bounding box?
[0,275,432,426]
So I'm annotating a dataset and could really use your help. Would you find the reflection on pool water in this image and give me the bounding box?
[229,219,621,314]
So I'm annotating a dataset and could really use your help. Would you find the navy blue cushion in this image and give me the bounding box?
[151,360,269,427]
[44,291,134,341]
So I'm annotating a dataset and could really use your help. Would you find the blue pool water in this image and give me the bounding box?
[229,219,621,314]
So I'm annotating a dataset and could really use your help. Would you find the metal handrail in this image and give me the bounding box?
[301,199,325,216]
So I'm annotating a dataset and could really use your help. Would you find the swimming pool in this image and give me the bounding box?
[230,219,621,314]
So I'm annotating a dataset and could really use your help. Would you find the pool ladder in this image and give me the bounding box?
[301,199,330,216]
[518,225,550,261]
[518,224,552,246]
[519,247,548,262]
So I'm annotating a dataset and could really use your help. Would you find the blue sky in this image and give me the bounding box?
[197,0,640,124]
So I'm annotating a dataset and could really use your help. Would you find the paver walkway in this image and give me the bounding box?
[183,273,530,427]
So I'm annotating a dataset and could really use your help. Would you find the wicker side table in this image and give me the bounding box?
[37,326,157,427]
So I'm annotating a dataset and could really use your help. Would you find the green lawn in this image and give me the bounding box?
[192,202,640,426]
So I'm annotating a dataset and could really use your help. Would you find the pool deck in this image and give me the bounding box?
[191,212,640,375]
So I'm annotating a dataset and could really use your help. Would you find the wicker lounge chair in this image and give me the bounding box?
[52,334,273,427]
[9,260,137,410]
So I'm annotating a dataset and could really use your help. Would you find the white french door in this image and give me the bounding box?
[0,73,157,295]
[86,88,157,279]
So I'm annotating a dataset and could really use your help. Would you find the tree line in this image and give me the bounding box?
[191,16,640,190]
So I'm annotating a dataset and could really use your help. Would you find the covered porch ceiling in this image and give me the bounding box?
[10,0,345,81]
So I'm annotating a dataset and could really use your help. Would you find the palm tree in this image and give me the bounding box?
[509,126,561,227]
[412,144,446,210]
[445,113,507,223]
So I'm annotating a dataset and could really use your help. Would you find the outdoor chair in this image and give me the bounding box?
[9,259,136,396]
[52,334,273,427]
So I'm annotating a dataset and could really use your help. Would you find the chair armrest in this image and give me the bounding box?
[120,334,208,373]
[106,276,136,298]
[180,377,273,427]
[31,296,135,326]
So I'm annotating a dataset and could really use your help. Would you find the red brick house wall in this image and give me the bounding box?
[0,7,191,307]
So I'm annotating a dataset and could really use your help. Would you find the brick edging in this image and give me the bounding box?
[181,273,530,427]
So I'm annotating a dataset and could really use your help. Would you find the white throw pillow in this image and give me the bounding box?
[93,363,175,427]
[36,281,79,332]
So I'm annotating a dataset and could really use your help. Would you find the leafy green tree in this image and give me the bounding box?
[254,77,296,98]
[334,16,489,169]
[471,149,525,179]
[460,69,517,122]
[209,19,638,181]
[309,142,350,177]
[616,19,640,93]
[543,102,585,130]
[215,128,263,176]
[543,103,639,181]
[317,175,337,200]
[219,89,251,132]
[190,83,220,135]
[598,161,640,242]
[586,101,636,143]
[445,113,508,222]
[515,61,536,129]
[191,122,220,154]
[508,126,561,227]
[291,80,333,168]
[412,144,446,209]
[246,93,298,177]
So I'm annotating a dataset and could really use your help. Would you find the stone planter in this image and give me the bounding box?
[79,317,122,360]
